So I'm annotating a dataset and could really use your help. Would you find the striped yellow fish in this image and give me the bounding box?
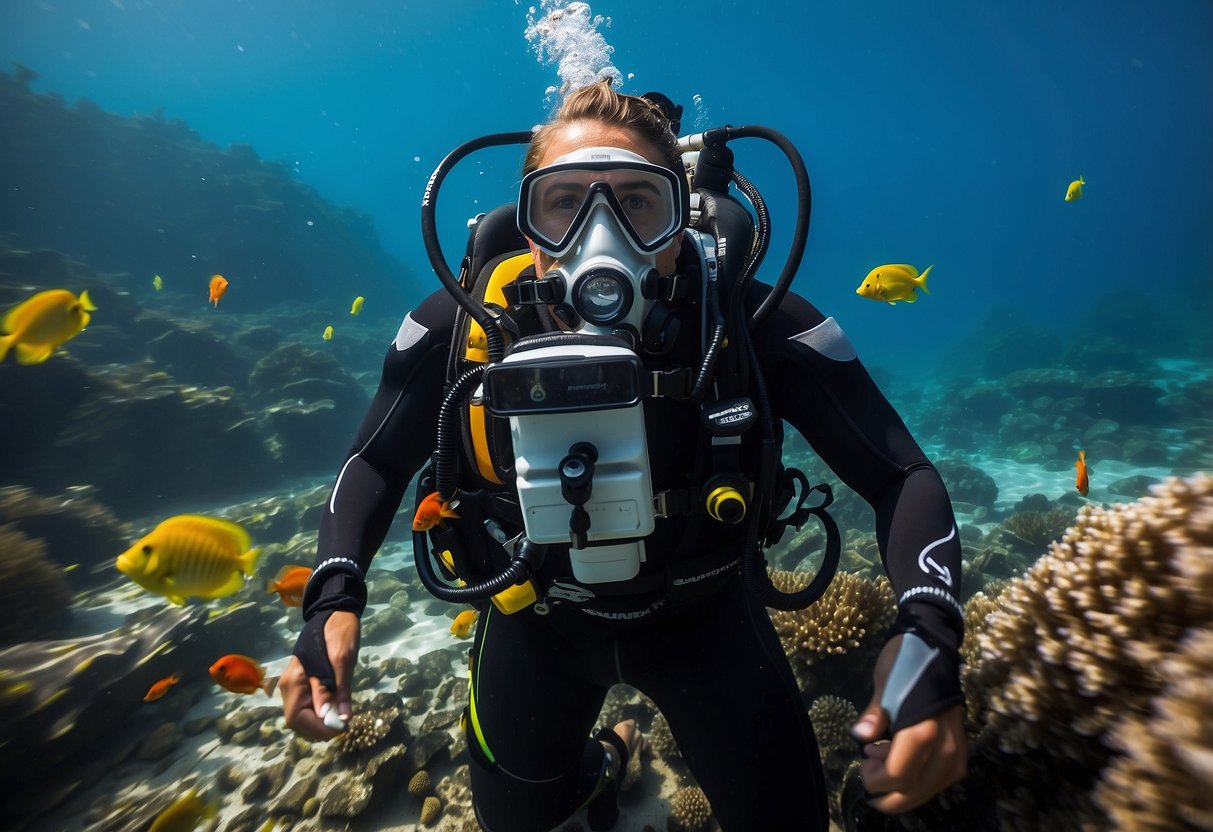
[115,514,259,606]
[148,787,218,832]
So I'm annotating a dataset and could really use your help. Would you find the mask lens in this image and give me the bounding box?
[522,163,682,254]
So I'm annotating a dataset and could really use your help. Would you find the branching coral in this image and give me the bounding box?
[1094,629,1213,831]
[961,474,1213,829]
[768,570,896,680]
[809,695,858,761]
[999,507,1075,553]
[668,786,712,832]
[335,707,401,755]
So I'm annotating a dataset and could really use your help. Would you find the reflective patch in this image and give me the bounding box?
[879,632,938,724]
[393,313,428,352]
[788,317,857,362]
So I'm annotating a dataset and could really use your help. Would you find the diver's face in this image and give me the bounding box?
[526,120,683,277]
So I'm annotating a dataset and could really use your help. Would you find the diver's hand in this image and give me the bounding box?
[282,610,360,741]
[851,634,967,813]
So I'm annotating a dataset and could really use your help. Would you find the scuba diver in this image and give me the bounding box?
[281,80,967,831]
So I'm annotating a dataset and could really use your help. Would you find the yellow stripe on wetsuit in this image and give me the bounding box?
[467,605,495,763]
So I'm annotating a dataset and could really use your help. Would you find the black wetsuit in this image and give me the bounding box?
[297,281,964,832]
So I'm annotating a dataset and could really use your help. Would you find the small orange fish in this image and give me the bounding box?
[208,274,229,307]
[1075,450,1089,497]
[412,492,461,532]
[209,654,278,696]
[266,565,312,607]
[144,672,182,702]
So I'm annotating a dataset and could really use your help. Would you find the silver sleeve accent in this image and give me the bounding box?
[879,632,939,725]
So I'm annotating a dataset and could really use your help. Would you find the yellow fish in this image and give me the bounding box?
[1065,175,1085,202]
[322,325,334,341]
[855,264,933,305]
[450,609,478,639]
[115,514,260,606]
[350,296,365,315]
[148,787,218,832]
[0,288,96,364]
[153,274,163,291]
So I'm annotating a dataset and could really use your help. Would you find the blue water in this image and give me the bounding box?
[3,0,1209,366]
[2,3,1212,829]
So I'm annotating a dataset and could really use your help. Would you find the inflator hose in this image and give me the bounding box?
[412,529,545,603]
[421,130,534,365]
[678,125,810,330]
[433,363,488,501]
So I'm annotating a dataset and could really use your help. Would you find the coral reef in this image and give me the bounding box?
[809,695,859,762]
[961,474,1213,829]
[668,786,712,832]
[1094,629,1213,831]
[769,570,896,679]
[409,769,434,797]
[0,484,132,578]
[334,706,403,755]
[998,506,1075,554]
[0,524,72,645]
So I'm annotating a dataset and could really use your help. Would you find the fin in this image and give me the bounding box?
[168,594,188,606]
[265,578,279,594]
[902,293,917,303]
[205,569,246,599]
[145,551,161,575]
[240,547,261,576]
[916,264,933,294]
[78,290,97,312]
[440,504,462,520]
[262,675,280,697]
[0,334,11,363]
[15,342,53,364]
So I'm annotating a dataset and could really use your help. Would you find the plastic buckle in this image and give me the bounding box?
[653,491,670,518]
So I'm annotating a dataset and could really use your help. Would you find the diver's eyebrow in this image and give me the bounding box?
[612,180,661,195]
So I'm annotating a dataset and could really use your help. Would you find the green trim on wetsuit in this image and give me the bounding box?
[468,605,496,764]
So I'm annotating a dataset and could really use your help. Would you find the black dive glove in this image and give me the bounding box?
[883,603,964,734]
[294,564,368,692]
[293,608,339,692]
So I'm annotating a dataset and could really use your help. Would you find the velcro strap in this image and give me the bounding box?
[649,368,694,399]
[653,488,697,518]
[641,272,688,302]
[503,276,564,306]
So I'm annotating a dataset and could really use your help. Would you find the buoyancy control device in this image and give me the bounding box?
[411,99,841,613]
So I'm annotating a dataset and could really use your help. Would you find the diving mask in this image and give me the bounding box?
[517,147,690,334]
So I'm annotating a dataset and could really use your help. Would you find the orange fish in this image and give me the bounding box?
[209,654,278,696]
[412,492,461,532]
[1075,450,1090,497]
[144,672,182,702]
[208,274,229,307]
[266,564,312,607]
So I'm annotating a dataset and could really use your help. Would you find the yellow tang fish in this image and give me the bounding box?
[450,609,478,639]
[350,296,365,315]
[148,787,219,832]
[153,274,163,291]
[855,264,934,305]
[0,288,97,364]
[1065,175,1085,202]
[322,325,334,341]
[115,514,260,606]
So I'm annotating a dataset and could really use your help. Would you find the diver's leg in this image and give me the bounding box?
[631,577,829,830]
[466,605,613,832]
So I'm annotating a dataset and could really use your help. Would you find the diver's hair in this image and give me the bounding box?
[523,79,681,174]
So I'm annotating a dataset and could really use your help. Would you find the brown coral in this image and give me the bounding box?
[668,785,712,832]
[646,710,680,762]
[999,507,1075,553]
[420,794,441,825]
[768,570,896,679]
[962,474,1213,829]
[408,769,432,797]
[0,524,71,645]
[1094,629,1213,831]
[808,695,858,761]
[335,707,401,755]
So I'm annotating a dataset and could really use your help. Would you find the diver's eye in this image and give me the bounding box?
[142,544,153,555]
[549,195,579,213]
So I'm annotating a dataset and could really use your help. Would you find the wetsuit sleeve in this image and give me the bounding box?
[753,286,964,732]
[300,289,456,621]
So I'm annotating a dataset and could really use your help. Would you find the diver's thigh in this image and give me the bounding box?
[467,606,608,832]
[637,583,829,830]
